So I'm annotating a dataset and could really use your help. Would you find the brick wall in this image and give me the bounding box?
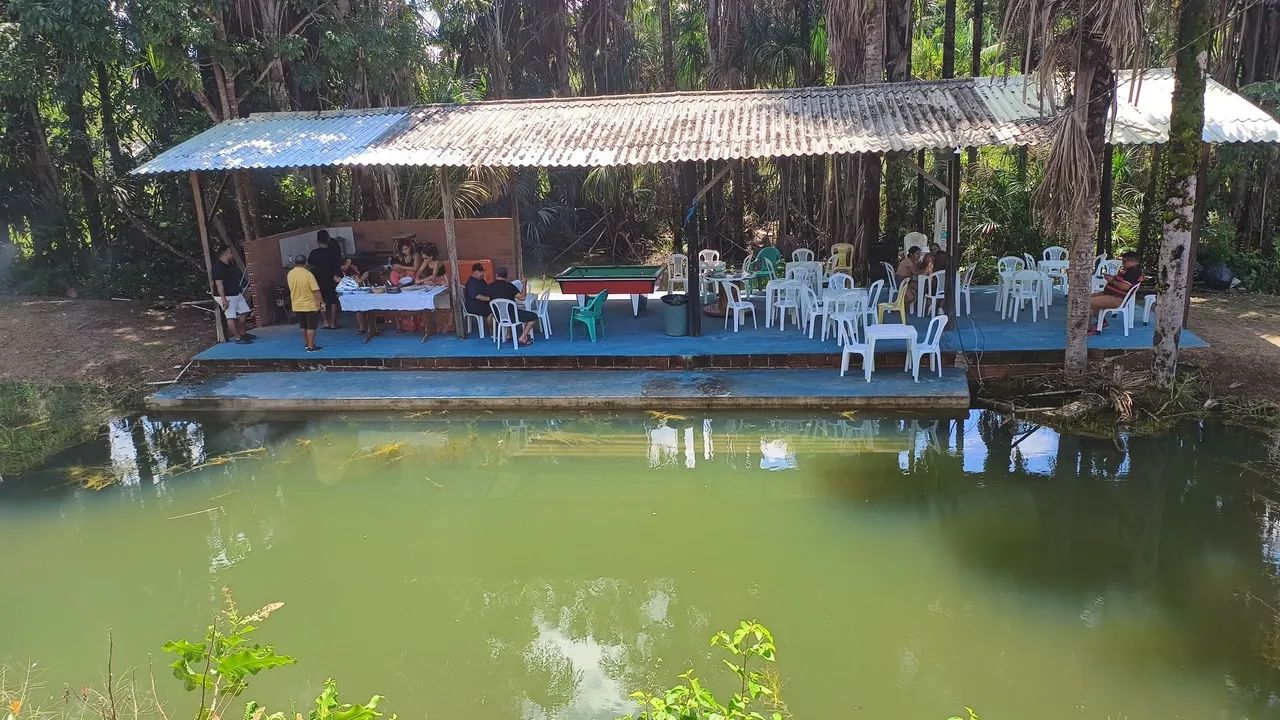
[244,218,515,325]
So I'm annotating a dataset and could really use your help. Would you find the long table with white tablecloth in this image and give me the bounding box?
[338,286,448,342]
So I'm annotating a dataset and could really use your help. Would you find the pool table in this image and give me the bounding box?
[554,264,664,316]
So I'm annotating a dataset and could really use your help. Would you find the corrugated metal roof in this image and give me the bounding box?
[132,70,1280,175]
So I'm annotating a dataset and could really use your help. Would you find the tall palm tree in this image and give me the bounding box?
[1000,0,1146,383]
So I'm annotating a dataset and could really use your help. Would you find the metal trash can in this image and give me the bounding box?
[660,293,689,336]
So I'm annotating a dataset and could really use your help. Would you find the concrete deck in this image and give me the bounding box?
[148,368,972,411]
[193,286,1205,370]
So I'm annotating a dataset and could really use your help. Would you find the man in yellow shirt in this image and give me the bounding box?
[287,254,324,352]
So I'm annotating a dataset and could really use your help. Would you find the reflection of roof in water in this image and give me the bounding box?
[516,428,916,458]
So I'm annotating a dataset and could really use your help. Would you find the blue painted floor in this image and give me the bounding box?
[150,368,971,410]
[195,286,1205,362]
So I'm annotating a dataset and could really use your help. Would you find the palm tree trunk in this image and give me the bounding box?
[1153,0,1211,387]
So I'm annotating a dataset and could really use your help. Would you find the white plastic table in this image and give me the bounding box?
[861,323,919,382]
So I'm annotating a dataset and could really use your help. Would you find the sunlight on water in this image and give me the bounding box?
[2,411,1279,719]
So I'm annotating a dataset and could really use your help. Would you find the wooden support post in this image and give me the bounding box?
[1098,143,1115,255]
[438,167,467,339]
[508,174,524,279]
[943,149,962,328]
[189,171,225,342]
[682,161,702,337]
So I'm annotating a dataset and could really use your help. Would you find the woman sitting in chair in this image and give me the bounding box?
[1088,251,1142,335]
[895,246,927,308]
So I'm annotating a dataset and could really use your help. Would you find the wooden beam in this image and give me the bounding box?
[908,160,950,195]
[438,167,467,339]
[189,171,225,343]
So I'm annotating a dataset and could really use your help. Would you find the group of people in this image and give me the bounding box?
[463,264,539,346]
[894,242,951,309]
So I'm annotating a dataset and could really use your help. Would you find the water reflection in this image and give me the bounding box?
[6,411,1280,719]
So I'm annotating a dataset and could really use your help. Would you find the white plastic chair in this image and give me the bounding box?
[698,249,720,265]
[923,270,947,316]
[1097,282,1142,336]
[532,287,552,338]
[464,307,487,339]
[770,282,801,331]
[667,254,689,294]
[995,256,1027,312]
[826,272,854,294]
[828,292,866,344]
[862,279,883,328]
[490,298,522,350]
[840,337,874,382]
[881,262,898,301]
[903,231,928,254]
[1093,253,1109,277]
[1006,270,1042,322]
[907,315,948,382]
[955,264,976,316]
[792,248,815,262]
[1142,294,1158,325]
[800,285,843,340]
[1022,253,1039,271]
[722,280,755,332]
[1099,259,1123,278]
[1043,246,1068,262]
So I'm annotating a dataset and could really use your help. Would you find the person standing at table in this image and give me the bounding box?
[308,230,343,330]
[287,254,324,352]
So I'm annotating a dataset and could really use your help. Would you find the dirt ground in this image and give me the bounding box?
[0,297,213,384]
[1184,291,1280,403]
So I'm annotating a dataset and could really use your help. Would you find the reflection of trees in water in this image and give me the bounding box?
[448,577,686,720]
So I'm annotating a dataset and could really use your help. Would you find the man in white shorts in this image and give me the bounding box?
[213,246,255,344]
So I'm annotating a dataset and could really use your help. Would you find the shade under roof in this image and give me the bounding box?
[133,69,1280,175]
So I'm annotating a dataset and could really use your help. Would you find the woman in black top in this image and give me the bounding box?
[415,243,448,286]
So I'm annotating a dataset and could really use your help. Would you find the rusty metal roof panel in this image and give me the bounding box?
[132,73,1280,175]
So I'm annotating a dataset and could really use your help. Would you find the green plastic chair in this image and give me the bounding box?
[750,255,778,293]
[569,290,608,341]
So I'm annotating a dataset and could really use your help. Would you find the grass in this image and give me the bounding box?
[0,379,136,476]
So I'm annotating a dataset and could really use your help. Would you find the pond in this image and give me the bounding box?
[2,411,1280,719]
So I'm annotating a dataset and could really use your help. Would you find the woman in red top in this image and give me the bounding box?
[1088,251,1142,334]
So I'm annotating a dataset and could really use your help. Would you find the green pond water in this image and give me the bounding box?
[3,411,1280,719]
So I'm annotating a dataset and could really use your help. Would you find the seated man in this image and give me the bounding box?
[482,267,538,346]
[463,263,490,320]
[1089,251,1143,334]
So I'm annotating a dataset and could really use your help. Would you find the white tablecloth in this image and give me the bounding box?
[339,286,446,312]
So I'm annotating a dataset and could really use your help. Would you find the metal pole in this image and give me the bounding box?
[682,161,702,336]
[943,148,961,328]
[438,167,468,339]
[189,171,225,342]
[508,173,524,279]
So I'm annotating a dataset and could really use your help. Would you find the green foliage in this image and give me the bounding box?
[621,620,787,720]
[162,591,295,720]
[0,379,127,475]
